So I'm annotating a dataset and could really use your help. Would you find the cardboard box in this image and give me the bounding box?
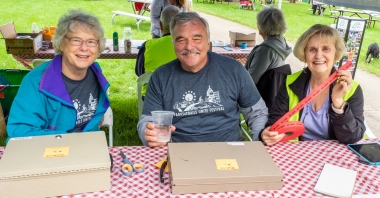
[0,22,43,54]
[0,131,111,198]
[168,142,283,194]
[229,30,256,47]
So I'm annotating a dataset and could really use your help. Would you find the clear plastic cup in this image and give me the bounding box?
[151,111,174,142]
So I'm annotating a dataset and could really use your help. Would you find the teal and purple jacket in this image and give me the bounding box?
[6,55,110,141]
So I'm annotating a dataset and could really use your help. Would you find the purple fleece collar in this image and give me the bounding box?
[39,55,109,105]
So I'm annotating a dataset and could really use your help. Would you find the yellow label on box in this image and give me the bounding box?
[215,159,239,170]
[43,146,70,158]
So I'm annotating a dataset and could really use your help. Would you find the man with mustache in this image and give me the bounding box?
[137,12,268,147]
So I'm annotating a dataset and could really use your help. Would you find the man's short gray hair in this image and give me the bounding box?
[256,7,287,37]
[160,5,181,32]
[169,12,210,41]
[52,9,105,57]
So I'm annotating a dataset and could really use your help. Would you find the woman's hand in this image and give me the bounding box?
[261,126,285,146]
[144,122,176,147]
[332,70,352,108]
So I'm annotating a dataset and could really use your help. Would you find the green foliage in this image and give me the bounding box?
[0,0,379,146]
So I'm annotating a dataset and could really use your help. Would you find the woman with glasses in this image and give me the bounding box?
[6,9,110,140]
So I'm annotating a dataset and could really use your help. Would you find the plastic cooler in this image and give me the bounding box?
[0,69,30,117]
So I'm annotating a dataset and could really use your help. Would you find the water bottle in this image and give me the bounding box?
[123,27,132,53]
[113,32,119,51]
[32,22,39,33]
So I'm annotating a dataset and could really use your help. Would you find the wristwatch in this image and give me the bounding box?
[332,102,346,114]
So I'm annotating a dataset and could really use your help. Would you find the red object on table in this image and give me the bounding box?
[1,139,379,197]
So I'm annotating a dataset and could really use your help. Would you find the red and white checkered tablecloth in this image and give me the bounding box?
[268,139,380,198]
[1,139,379,197]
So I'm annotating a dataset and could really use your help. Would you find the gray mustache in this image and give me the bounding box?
[180,49,201,55]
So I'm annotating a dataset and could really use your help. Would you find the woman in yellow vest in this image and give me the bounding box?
[260,24,365,146]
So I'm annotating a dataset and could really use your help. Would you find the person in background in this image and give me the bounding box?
[138,12,268,147]
[135,2,150,15]
[150,0,188,38]
[6,9,110,140]
[186,0,193,11]
[244,7,292,110]
[239,0,253,10]
[135,5,181,98]
[135,5,180,77]
[311,0,325,15]
[260,24,365,146]
[135,2,145,15]
[135,1,152,15]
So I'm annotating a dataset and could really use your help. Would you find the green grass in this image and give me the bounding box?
[0,0,379,146]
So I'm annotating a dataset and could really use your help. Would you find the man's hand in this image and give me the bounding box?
[145,122,176,147]
[261,126,285,146]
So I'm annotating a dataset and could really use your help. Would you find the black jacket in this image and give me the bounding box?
[256,64,291,111]
[265,68,365,144]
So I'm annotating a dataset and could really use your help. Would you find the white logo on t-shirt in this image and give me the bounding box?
[73,93,98,124]
[173,86,224,116]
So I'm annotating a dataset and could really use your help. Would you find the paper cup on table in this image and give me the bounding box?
[151,111,174,142]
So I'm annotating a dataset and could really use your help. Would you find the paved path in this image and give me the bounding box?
[199,12,380,138]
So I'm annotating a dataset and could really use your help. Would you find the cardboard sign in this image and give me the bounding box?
[215,159,239,170]
[43,146,70,158]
